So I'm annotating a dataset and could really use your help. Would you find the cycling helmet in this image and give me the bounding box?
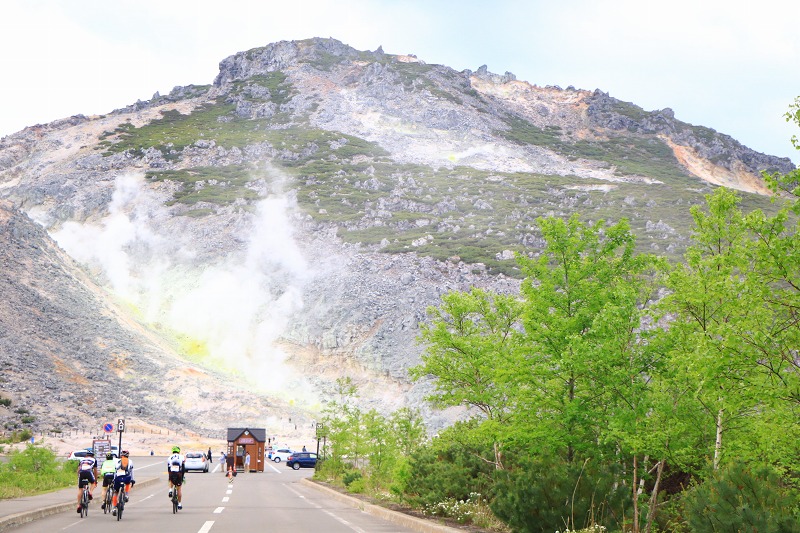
[171,446,180,454]
[106,453,113,460]
[121,450,130,457]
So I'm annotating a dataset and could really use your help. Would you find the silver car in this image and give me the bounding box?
[184,452,209,473]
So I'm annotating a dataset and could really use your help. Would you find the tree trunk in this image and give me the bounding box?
[714,407,724,470]
[493,441,504,470]
[632,455,639,533]
[644,459,665,533]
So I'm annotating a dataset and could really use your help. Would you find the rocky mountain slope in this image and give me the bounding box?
[0,37,794,437]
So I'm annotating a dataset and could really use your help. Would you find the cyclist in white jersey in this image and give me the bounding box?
[76,450,97,513]
[166,446,185,510]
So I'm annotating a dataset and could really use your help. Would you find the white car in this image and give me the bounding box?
[269,448,293,463]
[184,452,209,472]
[68,449,93,460]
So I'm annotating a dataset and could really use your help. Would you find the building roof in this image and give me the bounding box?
[226,427,267,442]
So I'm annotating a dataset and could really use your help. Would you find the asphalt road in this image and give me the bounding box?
[10,456,418,532]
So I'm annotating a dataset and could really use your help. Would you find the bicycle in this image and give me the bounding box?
[79,482,90,518]
[102,482,113,514]
[171,487,179,514]
[115,484,126,521]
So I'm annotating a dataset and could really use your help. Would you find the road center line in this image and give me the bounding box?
[198,521,215,533]
[213,507,225,514]
[222,497,229,502]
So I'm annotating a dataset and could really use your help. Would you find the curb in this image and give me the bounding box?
[0,476,160,533]
[300,478,462,533]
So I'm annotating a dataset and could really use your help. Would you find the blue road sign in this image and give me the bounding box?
[103,423,114,433]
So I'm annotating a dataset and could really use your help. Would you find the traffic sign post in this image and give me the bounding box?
[117,418,125,454]
[103,423,114,433]
[315,423,324,456]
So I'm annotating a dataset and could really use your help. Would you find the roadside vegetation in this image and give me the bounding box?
[0,445,76,499]
[315,106,800,533]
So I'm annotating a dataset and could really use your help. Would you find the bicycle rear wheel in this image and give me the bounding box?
[117,488,125,520]
[81,488,88,518]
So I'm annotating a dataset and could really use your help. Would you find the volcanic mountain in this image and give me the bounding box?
[0,37,793,436]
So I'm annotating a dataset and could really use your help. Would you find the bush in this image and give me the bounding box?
[490,455,628,533]
[343,469,362,488]
[678,463,800,532]
[0,444,76,498]
[347,477,366,494]
[403,438,495,509]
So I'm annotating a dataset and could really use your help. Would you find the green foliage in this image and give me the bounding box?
[490,455,628,533]
[347,476,366,493]
[678,463,800,532]
[147,165,262,206]
[0,397,10,407]
[403,426,495,509]
[0,445,76,499]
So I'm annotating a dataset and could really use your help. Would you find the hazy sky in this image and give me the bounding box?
[2,0,798,164]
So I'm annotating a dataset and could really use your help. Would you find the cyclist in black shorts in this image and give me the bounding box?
[166,446,185,510]
[76,450,97,513]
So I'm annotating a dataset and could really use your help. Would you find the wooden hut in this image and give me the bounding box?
[226,427,267,473]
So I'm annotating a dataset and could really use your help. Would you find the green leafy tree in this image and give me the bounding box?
[516,215,659,462]
[411,287,523,469]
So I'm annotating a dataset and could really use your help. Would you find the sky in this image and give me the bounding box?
[1,0,798,164]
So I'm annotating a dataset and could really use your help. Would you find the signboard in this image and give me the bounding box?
[117,418,125,433]
[93,438,111,458]
[239,437,255,444]
[103,423,114,433]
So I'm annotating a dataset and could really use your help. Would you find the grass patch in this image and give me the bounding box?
[146,165,262,206]
[0,445,76,499]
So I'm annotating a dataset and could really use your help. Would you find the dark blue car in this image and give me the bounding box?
[286,452,317,470]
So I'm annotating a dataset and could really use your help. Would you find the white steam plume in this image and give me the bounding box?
[52,172,317,403]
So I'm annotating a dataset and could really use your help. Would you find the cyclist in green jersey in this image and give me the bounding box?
[99,452,116,511]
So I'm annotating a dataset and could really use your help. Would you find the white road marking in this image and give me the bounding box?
[213,506,225,514]
[198,521,215,533]
[266,462,282,473]
[287,485,368,533]
[222,497,229,502]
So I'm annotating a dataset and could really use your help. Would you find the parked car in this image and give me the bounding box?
[68,449,93,460]
[269,448,293,463]
[184,452,209,472]
[286,452,317,470]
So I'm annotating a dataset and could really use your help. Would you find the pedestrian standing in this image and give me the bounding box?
[244,452,251,473]
[207,447,212,463]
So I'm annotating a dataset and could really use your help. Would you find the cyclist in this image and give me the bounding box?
[166,446,185,510]
[99,452,116,511]
[75,449,97,514]
[111,450,135,516]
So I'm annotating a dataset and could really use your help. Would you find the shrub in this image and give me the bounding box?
[490,455,627,533]
[678,463,800,532]
[347,477,366,494]
[343,469,362,488]
[0,397,11,407]
[403,437,495,509]
[0,444,76,498]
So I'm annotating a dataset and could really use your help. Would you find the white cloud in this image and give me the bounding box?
[1,0,797,162]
